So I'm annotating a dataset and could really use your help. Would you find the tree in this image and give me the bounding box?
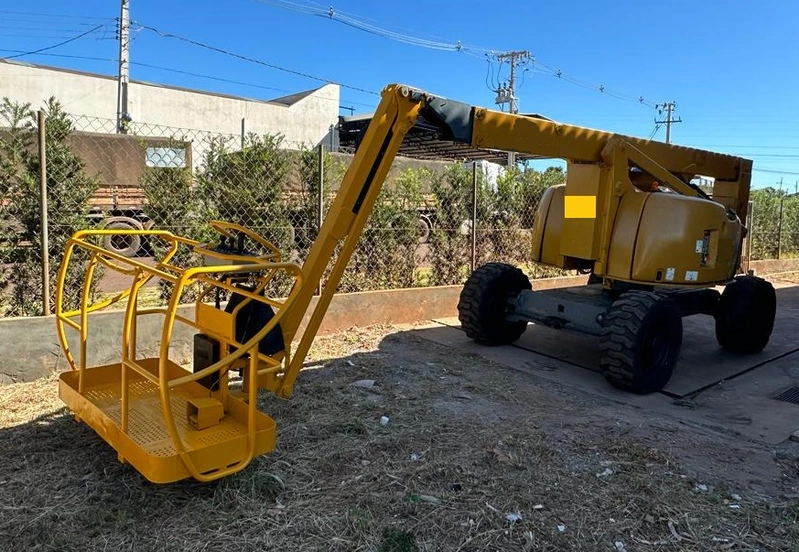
[0,97,98,316]
[429,164,480,285]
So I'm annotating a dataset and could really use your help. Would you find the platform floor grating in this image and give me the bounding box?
[83,379,247,457]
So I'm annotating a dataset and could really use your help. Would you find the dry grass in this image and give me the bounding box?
[1,325,798,551]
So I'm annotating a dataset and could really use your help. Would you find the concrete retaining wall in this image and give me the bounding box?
[750,258,799,275]
[2,263,795,384]
[0,275,589,384]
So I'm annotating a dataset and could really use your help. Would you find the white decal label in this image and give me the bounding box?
[685,270,699,281]
[695,240,704,253]
[665,268,675,281]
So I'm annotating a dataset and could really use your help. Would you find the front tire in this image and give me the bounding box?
[457,262,531,345]
[715,275,776,353]
[600,291,683,394]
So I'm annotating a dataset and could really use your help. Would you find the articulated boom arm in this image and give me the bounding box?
[276,84,752,395]
[52,84,756,483]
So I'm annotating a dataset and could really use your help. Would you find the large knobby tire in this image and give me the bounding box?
[600,291,683,394]
[715,275,776,354]
[458,262,531,346]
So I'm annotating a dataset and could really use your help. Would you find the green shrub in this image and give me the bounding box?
[0,97,98,316]
[338,167,425,292]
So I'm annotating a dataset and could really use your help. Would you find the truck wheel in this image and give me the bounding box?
[600,291,682,394]
[715,275,776,353]
[417,216,432,244]
[102,217,142,258]
[458,262,531,345]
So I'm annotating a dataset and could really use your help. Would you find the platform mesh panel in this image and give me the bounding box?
[84,379,247,457]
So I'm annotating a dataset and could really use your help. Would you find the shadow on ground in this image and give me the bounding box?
[2,327,799,551]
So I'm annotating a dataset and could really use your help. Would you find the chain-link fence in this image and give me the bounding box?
[0,97,792,318]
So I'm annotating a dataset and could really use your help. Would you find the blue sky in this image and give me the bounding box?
[1,0,798,188]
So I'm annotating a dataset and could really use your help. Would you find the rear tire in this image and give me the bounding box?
[600,291,682,394]
[458,262,531,345]
[102,217,142,257]
[417,216,432,244]
[715,275,776,353]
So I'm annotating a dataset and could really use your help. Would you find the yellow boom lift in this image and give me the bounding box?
[55,84,774,483]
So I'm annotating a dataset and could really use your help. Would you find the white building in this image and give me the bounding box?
[0,59,340,148]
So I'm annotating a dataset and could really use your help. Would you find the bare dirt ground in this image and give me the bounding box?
[1,324,798,551]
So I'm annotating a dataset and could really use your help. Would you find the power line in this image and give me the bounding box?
[1,24,106,61]
[133,62,295,94]
[734,153,799,158]
[252,0,659,109]
[0,25,110,32]
[752,168,799,175]
[690,144,799,150]
[0,49,366,108]
[254,0,488,53]
[0,33,113,40]
[0,49,115,63]
[135,23,379,96]
[531,62,657,108]
[0,10,110,21]
[648,123,662,140]
[131,61,373,106]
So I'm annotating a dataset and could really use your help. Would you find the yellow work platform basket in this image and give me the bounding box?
[55,222,302,483]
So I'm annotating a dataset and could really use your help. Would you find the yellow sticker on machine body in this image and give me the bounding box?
[564,195,596,219]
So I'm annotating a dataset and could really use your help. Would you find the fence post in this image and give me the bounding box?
[746,200,754,272]
[37,110,50,315]
[471,161,477,273]
[316,143,325,296]
[240,118,246,148]
[777,196,784,260]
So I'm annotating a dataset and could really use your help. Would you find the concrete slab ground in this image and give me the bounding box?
[410,285,799,446]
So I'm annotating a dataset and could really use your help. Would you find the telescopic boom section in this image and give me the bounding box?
[419,96,751,221]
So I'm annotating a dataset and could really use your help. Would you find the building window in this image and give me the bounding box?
[145,147,186,168]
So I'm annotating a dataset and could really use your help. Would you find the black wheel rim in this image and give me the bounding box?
[111,235,132,250]
[644,321,675,370]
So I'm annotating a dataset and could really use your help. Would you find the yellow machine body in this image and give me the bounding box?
[55,84,752,483]
[531,183,744,286]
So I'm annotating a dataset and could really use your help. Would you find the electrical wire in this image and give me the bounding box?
[251,0,658,110]
[2,3,663,111]
[0,10,110,21]
[0,25,108,32]
[648,123,662,140]
[752,168,799,175]
[135,23,379,96]
[1,24,106,61]
[0,48,369,108]
[0,49,115,63]
[254,0,489,53]
[131,61,374,106]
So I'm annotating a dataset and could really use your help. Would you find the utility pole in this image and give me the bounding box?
[116,0,130,134]
[655,101,681,143]
[494,50,530,165]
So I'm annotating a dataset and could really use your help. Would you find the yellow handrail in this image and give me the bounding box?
[55,221,299,481]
